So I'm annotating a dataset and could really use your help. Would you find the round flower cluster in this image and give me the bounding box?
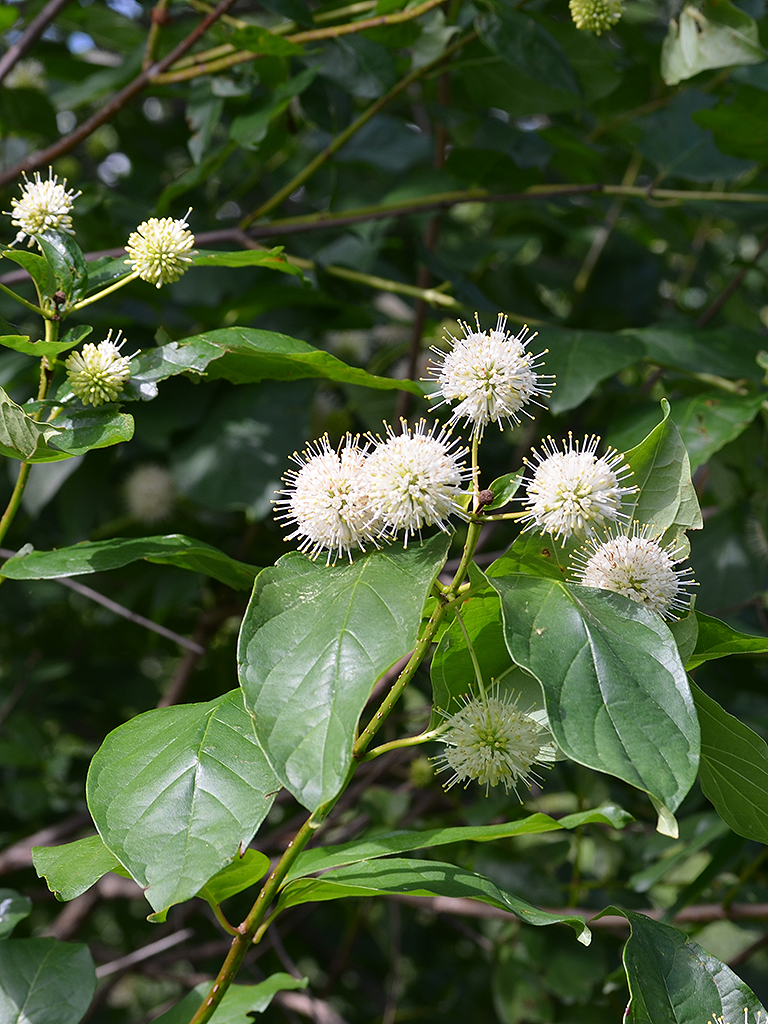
[568,0,623,33]
[274,421,468,563]
[64,330,132,406]
[520,433,635,543]
[124,464,176,525]
[125,211,196,288]
[5,169,80,247]
[571,523,696,619]
[434,688,556,797]
[425,314,553,438]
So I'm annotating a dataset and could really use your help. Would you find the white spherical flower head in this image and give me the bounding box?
[521,433,635,543]
[571,524,696,619]
[125,210,196,288]
[364,419,468,544]
[125,465,175,525]
[425,313,553,438]
[65,330,132,406]
[5,168,81,247]
[434,688,556,797]
[274,434,378,563]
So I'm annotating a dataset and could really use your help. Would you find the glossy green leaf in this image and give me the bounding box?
[84,255,133,294]
[238,536,450,811]
[32,835,122,902]
[41,406,134,458]
[488,530,571,583]
[0,889,32,940]
[484,469,524,510]
[0,244,55,299]
[0,324,92,358]
[86,689,281,914]
[37,230,89,304]
[661,0,764,86]
[152,975,309,1024]
[0,939,96,1024]
[0,386,63,462]
[278,857,591,944]
[1,534,259,590]
[692,682,768,843]
[287,806,632,882]
[616,909,766,1024]
[694,85,768,160]
[193,247,301,276]
[610,391,765,474]
[476,10,579,96]
[489,574,699,812]
[544,328,646,414]
[198,848,271,905]
[622,399,703,535]
[687,611,768,669]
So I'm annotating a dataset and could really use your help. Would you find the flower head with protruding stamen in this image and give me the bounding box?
[274,434,379,563]
[433,687,557,797]
[5,169,80,247]
[364,419,468,544]
[569,0,623,33]
[570,523,696,619]
[710,1010,766,1024]
[65,330,132,406]
[520,433,635,543]
[125,211,196,288]
[425,314,553,438]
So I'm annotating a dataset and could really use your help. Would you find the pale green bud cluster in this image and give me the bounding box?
[569,0,623,33]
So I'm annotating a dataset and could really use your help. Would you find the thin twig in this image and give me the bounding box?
[0,0,240,188]
[0,811,90,874]
[0,0,71,85]
[95,928,195,978]
[696,226,768,328]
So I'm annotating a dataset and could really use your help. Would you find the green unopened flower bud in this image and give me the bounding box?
[569,0,623,34]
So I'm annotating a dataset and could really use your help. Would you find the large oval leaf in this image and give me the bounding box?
[488,574,699,814]
[238,536,450,811]
[86,689,280,914]
[0,938,96,1024]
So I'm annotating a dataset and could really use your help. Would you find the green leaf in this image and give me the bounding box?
[0,244,55,299]
[489,575,699,812]
[1,534,259,591]
[238,536,450,811]
[487,530,571,584]
[476,10,580,96]
[0,386,64,462]
[484,469,524,511]
[692,681,768,843]
[0,325,92,359]
[0,939,96,1024]
[287,807,632,882]
[83,255,132,294]
[86,689,281,914]
[0,889,32,940]
[661,0,764,86]
[198,848,271,905]
[545,328,646,414]
[626,324,766,382]
[32,835,123,902]
[688,611,768,669]
[0,6,18,30]
[193,247,301,276]
[43,406,134,458]
[152,975,309,1024]
[694,84,768,161]
[621,399,703,535]
[229,24,305,55]
[230,67,318,148]
[36,230,89,304]
[277,857,592,944]
[615,909,766,1024]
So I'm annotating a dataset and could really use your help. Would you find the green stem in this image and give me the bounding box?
[208,900,238,936]
[362,725,447,760]
[453,605,486,700]
[0,279,47,317]
[68,270,140,312]
[239,29,477,227]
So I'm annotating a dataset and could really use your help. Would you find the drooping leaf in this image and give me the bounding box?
[0,889,32,940]
[277,857,592,944]
[688,611,768,669]
[0,244,55,299]
[152,975,309,1024]
[41,405,135,458]
[0,386,64,462]
[286,806,632,882]
[615,909,766,1024]
[0,324,92,358]
[198,848,271,905]
[86,689,281,914]
[488,574,699,813]
[692,681,768,843]
[238,536,450,811]
[0,939,96,1024]
[661,0,764,87]
[32,835,124,902]
[1,534,259,591]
